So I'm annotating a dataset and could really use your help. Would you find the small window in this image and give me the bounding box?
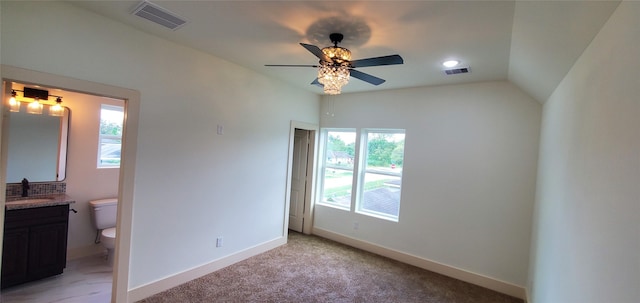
[98,105,124,168]
[319,130,356,210]
[356,130,405,220]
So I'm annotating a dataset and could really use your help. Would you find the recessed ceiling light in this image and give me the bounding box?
[442,60,460,68]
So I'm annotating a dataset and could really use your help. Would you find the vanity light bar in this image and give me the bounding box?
[8,88,65,116]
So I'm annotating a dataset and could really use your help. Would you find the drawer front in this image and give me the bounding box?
[4,205,69,229]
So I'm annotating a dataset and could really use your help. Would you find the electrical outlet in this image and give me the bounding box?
[216,237,223,247]
[353,222,359,230]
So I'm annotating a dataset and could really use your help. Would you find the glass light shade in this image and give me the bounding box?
[318,63,350,95]
[322,46,351,62]
[9,96,21,112]
[27,100,44,115]
[49,103,64,117]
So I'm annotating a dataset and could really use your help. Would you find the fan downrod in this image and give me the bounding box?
[329,33,344,46]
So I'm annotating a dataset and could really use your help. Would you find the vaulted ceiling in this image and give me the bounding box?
[70,1,620,103]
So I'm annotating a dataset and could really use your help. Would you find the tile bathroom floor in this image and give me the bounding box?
[1,254,112,303]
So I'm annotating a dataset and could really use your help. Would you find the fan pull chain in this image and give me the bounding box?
[325,96,335,117]
[331,97,335,117]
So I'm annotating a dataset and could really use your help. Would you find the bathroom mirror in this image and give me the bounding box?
[5,107,70,183]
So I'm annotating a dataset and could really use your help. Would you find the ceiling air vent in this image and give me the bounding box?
[132,1,188,30]
[444,67,470,75]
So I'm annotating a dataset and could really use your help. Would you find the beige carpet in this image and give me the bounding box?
[139,231,523,303]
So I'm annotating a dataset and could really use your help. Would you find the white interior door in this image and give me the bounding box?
[289,129,309,232]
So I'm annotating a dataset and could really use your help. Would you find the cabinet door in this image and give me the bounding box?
[1,227,29,288]
[27,222,68,280]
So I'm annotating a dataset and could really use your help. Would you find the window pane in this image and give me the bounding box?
[321,168,353,208]
[99,138,122,167]
[358,132,405,219]
[98,105,124,168]
[360,173,401,217]
[326,131,355,170]
[320,131,356,209]
[100,107,124,136]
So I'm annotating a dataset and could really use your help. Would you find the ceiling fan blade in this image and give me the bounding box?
[350,54,404,68]
[349,69,386,86]
[300,43,331,62]
[310,78,323,87]
[265,64,319,68]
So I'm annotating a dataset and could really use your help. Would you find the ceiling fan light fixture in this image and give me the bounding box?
[265,32,403,95]
[318,62,350,95]
[322,46,352,63]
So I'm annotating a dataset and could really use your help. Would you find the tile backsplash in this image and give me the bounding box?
[6,182,66,198]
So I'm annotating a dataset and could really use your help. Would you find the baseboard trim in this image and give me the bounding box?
[127,236,287,302]
[67,244,105,260]
[312,227,526,300]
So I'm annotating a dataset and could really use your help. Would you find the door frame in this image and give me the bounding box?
[0,65,140,303]
[284,121,318,235]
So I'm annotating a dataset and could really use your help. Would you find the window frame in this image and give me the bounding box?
[317,128,406,222]
[97,104,124,168]
[354,129,405,221]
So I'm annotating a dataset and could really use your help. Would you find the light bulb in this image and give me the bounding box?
[443,60,460,68]
[9,91,20,112]
[49,104,64,117]
[49,97,64,117]
[27,98,43,115]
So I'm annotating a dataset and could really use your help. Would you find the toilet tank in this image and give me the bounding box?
[89,198,118,230]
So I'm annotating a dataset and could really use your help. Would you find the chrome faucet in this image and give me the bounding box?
[21,178,30,197]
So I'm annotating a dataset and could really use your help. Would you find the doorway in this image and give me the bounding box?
[0,65,140,302]
[285,122,318,235]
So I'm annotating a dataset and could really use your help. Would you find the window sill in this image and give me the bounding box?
[355,210,399,222]
[316,202,350,211]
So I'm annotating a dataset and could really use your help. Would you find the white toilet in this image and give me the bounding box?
[89,198,118,266]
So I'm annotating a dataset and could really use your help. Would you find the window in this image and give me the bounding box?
[318,128,406,221]
[319,130,356,210]
[356,130,405,219]
[98,105,124,168]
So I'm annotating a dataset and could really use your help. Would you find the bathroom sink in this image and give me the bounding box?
[6,198,54,205]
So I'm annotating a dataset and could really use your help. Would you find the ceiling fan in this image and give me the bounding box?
[265,33,404,95]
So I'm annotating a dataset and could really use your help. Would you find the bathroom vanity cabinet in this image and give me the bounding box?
[2,204,70,289]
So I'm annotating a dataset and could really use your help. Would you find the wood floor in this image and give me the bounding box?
[1,254,113,303]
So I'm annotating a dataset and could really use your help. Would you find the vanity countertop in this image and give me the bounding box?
[5,194,75,210]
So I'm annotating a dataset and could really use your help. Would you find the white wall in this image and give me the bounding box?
[0,0,319,291]
[315,81,541,288]
[528,2,640,302]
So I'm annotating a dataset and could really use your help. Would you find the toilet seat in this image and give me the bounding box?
[101,227,116,249]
